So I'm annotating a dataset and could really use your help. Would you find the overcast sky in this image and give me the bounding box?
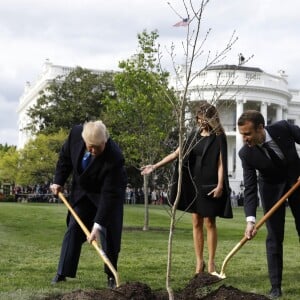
[1,0,299,146]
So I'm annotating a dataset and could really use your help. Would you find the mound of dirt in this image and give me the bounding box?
[43,273,269,300]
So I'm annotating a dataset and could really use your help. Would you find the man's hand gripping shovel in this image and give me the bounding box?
[58,192,120,287]
[215,179,300,279]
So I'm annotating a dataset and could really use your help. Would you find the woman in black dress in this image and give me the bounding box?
[141,103,232,274]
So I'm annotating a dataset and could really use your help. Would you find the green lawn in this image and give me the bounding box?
[0,202,299,299]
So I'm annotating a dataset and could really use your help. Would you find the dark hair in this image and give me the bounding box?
[237,110,265,129]
[196,102,224,135]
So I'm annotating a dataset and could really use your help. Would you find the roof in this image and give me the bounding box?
[206,64,263,73]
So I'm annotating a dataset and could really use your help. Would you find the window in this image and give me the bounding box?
[287,119,295,125]
[246,72,260,80]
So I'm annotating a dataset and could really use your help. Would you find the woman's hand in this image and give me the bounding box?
[140,165,155,175]
[207,186,223,198]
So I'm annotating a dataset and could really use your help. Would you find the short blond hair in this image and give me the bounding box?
[82,120,109,145]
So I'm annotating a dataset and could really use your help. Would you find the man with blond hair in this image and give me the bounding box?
[50,120,127,288]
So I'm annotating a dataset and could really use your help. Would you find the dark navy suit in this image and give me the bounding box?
[239,120,300,288]
[53,125,127,278]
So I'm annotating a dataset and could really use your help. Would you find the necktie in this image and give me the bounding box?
[81,152,91,170]
[262,143,284,167]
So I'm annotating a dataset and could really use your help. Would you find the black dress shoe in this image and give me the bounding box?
[107,277,116,289]
[51,274,66,284]
[269,287,282,298]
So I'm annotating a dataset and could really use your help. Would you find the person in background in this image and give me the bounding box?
[238,110,300,298]
[141,102,232,275]
[50,120,127,289]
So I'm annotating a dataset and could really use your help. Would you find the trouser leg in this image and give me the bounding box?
[265,206,285,287]
[57,201,95,277]
[103,205,123,278]
[260,182,286,288]
[57,215,87,277]
[288,187,300,238]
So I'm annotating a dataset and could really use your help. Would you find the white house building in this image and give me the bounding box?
[18,61,300,193]
[170,64,300,193]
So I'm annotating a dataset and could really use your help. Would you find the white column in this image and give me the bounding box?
[276,105,283,121]
[283,107,288,120]
[235,99,244,181]
[236,99,244,121]
[260,102,268,124]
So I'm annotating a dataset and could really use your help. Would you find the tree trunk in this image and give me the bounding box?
[143,174,149,231]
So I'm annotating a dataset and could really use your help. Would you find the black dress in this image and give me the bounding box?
[170,131,233,219]
[191,134,223,216]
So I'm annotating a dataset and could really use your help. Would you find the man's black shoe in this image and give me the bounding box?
[51,274,66,285]
[269,287,282,298]
[107,277,116,289]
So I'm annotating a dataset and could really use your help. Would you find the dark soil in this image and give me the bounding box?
[43,273,270,300]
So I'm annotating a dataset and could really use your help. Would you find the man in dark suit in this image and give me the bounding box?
[50,120,127,288]
[237,110,300,299]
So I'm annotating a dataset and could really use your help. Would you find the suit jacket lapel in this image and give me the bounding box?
[75,140,86,173]
[266,126,287,158]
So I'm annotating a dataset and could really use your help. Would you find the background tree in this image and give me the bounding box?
[103,30,177,230]
[0,146,19,184]
[0,144,16,152]
[16,130,67,186]
[25,67,116,135]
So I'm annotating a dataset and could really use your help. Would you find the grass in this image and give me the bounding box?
[0,202,300,299]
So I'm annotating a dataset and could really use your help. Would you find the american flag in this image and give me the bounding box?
[173,18,190,27]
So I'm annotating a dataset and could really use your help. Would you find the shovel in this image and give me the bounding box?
[58,192,120,287]
[218,179,300,279]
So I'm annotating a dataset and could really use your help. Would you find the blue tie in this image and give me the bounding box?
[81,152,91,170]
